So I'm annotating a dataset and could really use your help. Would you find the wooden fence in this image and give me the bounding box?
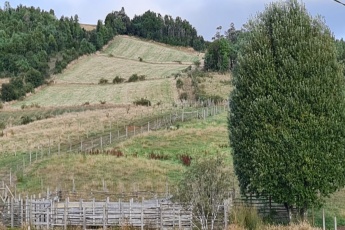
[0,196,234,229]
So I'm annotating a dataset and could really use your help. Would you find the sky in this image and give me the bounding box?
[5,0,345,41]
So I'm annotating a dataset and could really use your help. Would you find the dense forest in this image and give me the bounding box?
[0,3,206,102]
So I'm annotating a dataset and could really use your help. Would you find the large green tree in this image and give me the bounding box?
[228,0,345,219]
[204,38,231,72]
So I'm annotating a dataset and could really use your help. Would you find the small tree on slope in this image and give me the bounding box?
[228,0,345,220]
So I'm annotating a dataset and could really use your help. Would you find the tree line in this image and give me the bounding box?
[0,3,206,102]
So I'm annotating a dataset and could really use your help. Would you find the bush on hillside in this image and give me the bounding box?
[176,79,184,89]
[128,74,146,82]
[99,78,109,84]
[133,98,151,106]
[113,76,125,84]
[179,92,188,101]
[21,116,34,125]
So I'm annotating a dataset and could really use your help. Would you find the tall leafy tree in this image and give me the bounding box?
[229,0,345,219]
[204,38,231,72]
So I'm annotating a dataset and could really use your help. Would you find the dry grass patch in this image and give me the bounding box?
[0,106,162,153]
[105,36,201,63]
[80,23,96,31]
[198,72,233,99]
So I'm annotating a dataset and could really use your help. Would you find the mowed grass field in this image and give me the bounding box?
[55,55,188,84]
[13,78,178,108]
[10,35,200,108]
[105,36,201,63]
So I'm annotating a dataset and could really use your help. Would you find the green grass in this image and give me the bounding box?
[105,36,200,63]
[12,79,176,108]
[16,153,184,197]
[115,112,230,163]
[311,189,345,228]
[12,112,233,197]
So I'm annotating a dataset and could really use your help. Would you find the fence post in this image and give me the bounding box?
[83,206,86,230]
[141,198,144,230]
[58,143,60,155]
[110,132,112,144]
[126,126,128,138]
[101,136,103,150]
[179,209,182,230]
[103,204,106,230]
[10,169,12,186]
[92,198,95,225]
[45,205,49,229]
[10,197,14,228]
[64,199,68,230]
[148,122,150,132]
[20,198,23,227]
[30,151,32,164]
[49,138,51,155]
[130,198,133,223]
[224,199,228,230]
[335,216,337,230]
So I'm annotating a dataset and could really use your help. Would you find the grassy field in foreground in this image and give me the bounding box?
[14,112,232,196]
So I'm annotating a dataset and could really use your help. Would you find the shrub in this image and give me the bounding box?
[16,171,25,183]
[176,79,184,89]
[113,76,125,84]
[100,100,106,104]
[179,92,188,101]
[149,152,170,160]
[82,102,90,106]
[194,60,201,68]
[21,104,28,109]
[230,204,262,230]
[0,122,5,130]
[174,73,182,79]
[0,102,3,109]
[30,103,40,108]
[133,98,151,106]
[197,94,224,105]
[138,75,146,81]
[138,57,143,62]
[21,115,34,125]
[99,78,108,84]
[179,154,192,166]
[128,74,146,82]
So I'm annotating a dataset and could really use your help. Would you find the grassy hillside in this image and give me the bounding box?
[13,79,177,108]
[105,36,201,63]
[55,55,187,84]
[14,112,233,197]
[9,35,200,108]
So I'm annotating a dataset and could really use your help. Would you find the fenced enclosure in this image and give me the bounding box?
[0,189,232,230]
[0,103,229,188]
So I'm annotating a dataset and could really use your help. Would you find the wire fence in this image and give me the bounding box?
[0,103,229,191]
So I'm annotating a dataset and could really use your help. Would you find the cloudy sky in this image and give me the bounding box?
[6,0,345,41]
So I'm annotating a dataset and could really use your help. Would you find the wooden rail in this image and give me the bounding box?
[0,197,193,229]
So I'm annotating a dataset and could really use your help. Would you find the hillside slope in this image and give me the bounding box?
[12,36,200,108]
